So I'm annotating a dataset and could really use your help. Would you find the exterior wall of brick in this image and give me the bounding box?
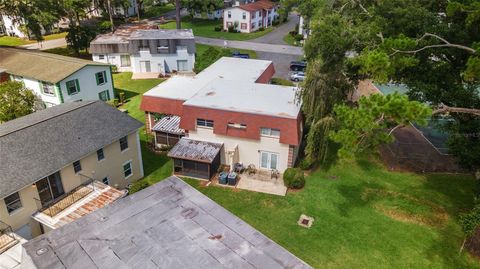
[0,72,9,83]
[180,105,302,146]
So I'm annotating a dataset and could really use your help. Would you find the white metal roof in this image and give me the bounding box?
[152,115,185,135]
[143,57,273,100]
[184,79,301,119]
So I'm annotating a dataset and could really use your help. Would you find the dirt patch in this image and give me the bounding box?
[466,227,480,258]
[363,188,449,227]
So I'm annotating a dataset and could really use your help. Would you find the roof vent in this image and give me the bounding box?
[36,247,48,256]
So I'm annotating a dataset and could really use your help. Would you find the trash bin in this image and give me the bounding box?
[219,172,228,185]
[228,172,237,186]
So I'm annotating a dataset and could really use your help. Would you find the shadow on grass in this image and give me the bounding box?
[114,88,140,100]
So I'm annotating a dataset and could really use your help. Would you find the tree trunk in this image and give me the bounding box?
[137,0,141,21]
[175,0,181,29]
[106,0,115,32]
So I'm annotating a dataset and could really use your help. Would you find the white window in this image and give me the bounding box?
[123,161,132,179]
[260,151,279,170]
[98,55,105,60]
[120,55,131,67]
[228,11,231,18]
[260,128,280,137]
[228,122,246,129]
[197,118,214,128]
[242,12,246,20]
[4,192,22,214]
[41,82,55,96]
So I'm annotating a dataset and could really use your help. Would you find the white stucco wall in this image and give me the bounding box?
[93,48,195,74]
[188,127,291,172]
[224,7,277,33]
[59,65,114,103]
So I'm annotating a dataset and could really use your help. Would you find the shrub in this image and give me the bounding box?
[272,19,280,26]
[228,25,236,33]
[289,30,298,36]
[118,92,125,104]
[99,21,113,32]
[283,168,305,189]
[129,180,150,194]
[259,27,265,31]
[298,158,313,170]
[214,25,222,32]
[111,65,118,73]
[294,34,304,42]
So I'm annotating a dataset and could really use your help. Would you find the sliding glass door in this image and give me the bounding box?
[36,172,65,207]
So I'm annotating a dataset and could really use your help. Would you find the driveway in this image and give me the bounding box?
[251,13,300,45]
[20,38,67,50]
[195,36,303,55]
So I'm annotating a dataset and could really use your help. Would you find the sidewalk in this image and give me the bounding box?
[20,38,67,50]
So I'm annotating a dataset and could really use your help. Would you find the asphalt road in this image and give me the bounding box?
[251,13,300,45]
[256,51,301,79]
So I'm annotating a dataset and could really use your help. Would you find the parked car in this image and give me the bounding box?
[289,61,307,72]
[231,51,250,59]
[290,72,305,82]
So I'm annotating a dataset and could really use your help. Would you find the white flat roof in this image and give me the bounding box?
[184,79,300,119]
[144,57,273,100]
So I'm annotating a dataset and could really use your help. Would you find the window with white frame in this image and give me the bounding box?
[4,192,22,214]
[260,127,280,137]
[97,148,105,161]
[98,55,105,60]
[197,118,214,128]
[123,161,132,178]
[95,71,107,85]
[73,160,82,173]
[242,12,246,19]
[41,82,55,95]
[260,151,279,170]
[228,11,231,18]
[120,136,128,151]
[120,55,131,67]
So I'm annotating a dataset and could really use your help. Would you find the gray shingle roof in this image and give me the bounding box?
[0,101,143,199]
[23,176,312,269]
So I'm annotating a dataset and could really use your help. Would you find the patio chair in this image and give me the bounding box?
[247,164,257,176]
[271,169,279,180]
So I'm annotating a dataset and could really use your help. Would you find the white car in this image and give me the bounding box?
[290,72,305,82]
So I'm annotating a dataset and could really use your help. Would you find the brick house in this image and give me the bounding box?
[140,57,302,179]
[223,0,278,33]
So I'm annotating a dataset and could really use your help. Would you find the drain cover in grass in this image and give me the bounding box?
[297,214,314,228]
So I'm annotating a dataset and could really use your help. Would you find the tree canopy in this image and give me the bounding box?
[0,81,41,123]
[294,0,480,169]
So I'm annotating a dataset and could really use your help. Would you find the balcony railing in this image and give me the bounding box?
[35,179,95,217]
[0,221,17,254]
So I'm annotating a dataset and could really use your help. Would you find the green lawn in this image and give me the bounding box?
[160,18,274,40]
[112,72,172,190]
[183,160,478,269]
[283,33,302,46]
[0,36,33,46]
[271,77,295,86]
[195,43,257,72]
[0,32,67,47]
[143,3,176,18]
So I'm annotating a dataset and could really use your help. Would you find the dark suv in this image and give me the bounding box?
[289,61,307,72]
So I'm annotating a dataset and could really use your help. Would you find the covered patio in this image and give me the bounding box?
[152,115,185,148]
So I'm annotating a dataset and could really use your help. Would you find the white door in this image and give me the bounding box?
[260,151,279,170]
[140,61,151,72]
[158,63,164,74]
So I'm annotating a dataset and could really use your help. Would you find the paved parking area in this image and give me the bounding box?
[257,51,301,79]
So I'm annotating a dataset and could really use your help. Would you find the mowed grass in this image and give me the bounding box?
[184,159,479,269]
[143,3,176,18]
[0,32,67,46]
[160,18,274,40]
[112,72,172,187]
[195,43,257,72]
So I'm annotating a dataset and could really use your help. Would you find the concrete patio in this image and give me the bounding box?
[211,170,287,196]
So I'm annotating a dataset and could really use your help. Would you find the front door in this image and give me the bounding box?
[140,61,151,72]
[260,151,279,170]
[36,172,65,206]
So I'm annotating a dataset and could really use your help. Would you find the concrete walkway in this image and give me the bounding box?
[250,13,300,45]
[20,38,67,51]
[236,176,287,196]
[195,36,303,55]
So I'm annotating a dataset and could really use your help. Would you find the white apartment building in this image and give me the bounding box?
[223,0,278,33]
[90,27,195,78]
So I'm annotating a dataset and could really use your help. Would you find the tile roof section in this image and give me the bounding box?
[32,181,126,229]
[0,101,143,199]
[0,47,109,83]
[23,177,313,269]
[167,138,223,163]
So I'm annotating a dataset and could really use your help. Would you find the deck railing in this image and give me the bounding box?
[0,221,17,254]
[35,179,95,217]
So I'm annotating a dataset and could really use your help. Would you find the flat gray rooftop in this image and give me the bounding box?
[23,177,312,269]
